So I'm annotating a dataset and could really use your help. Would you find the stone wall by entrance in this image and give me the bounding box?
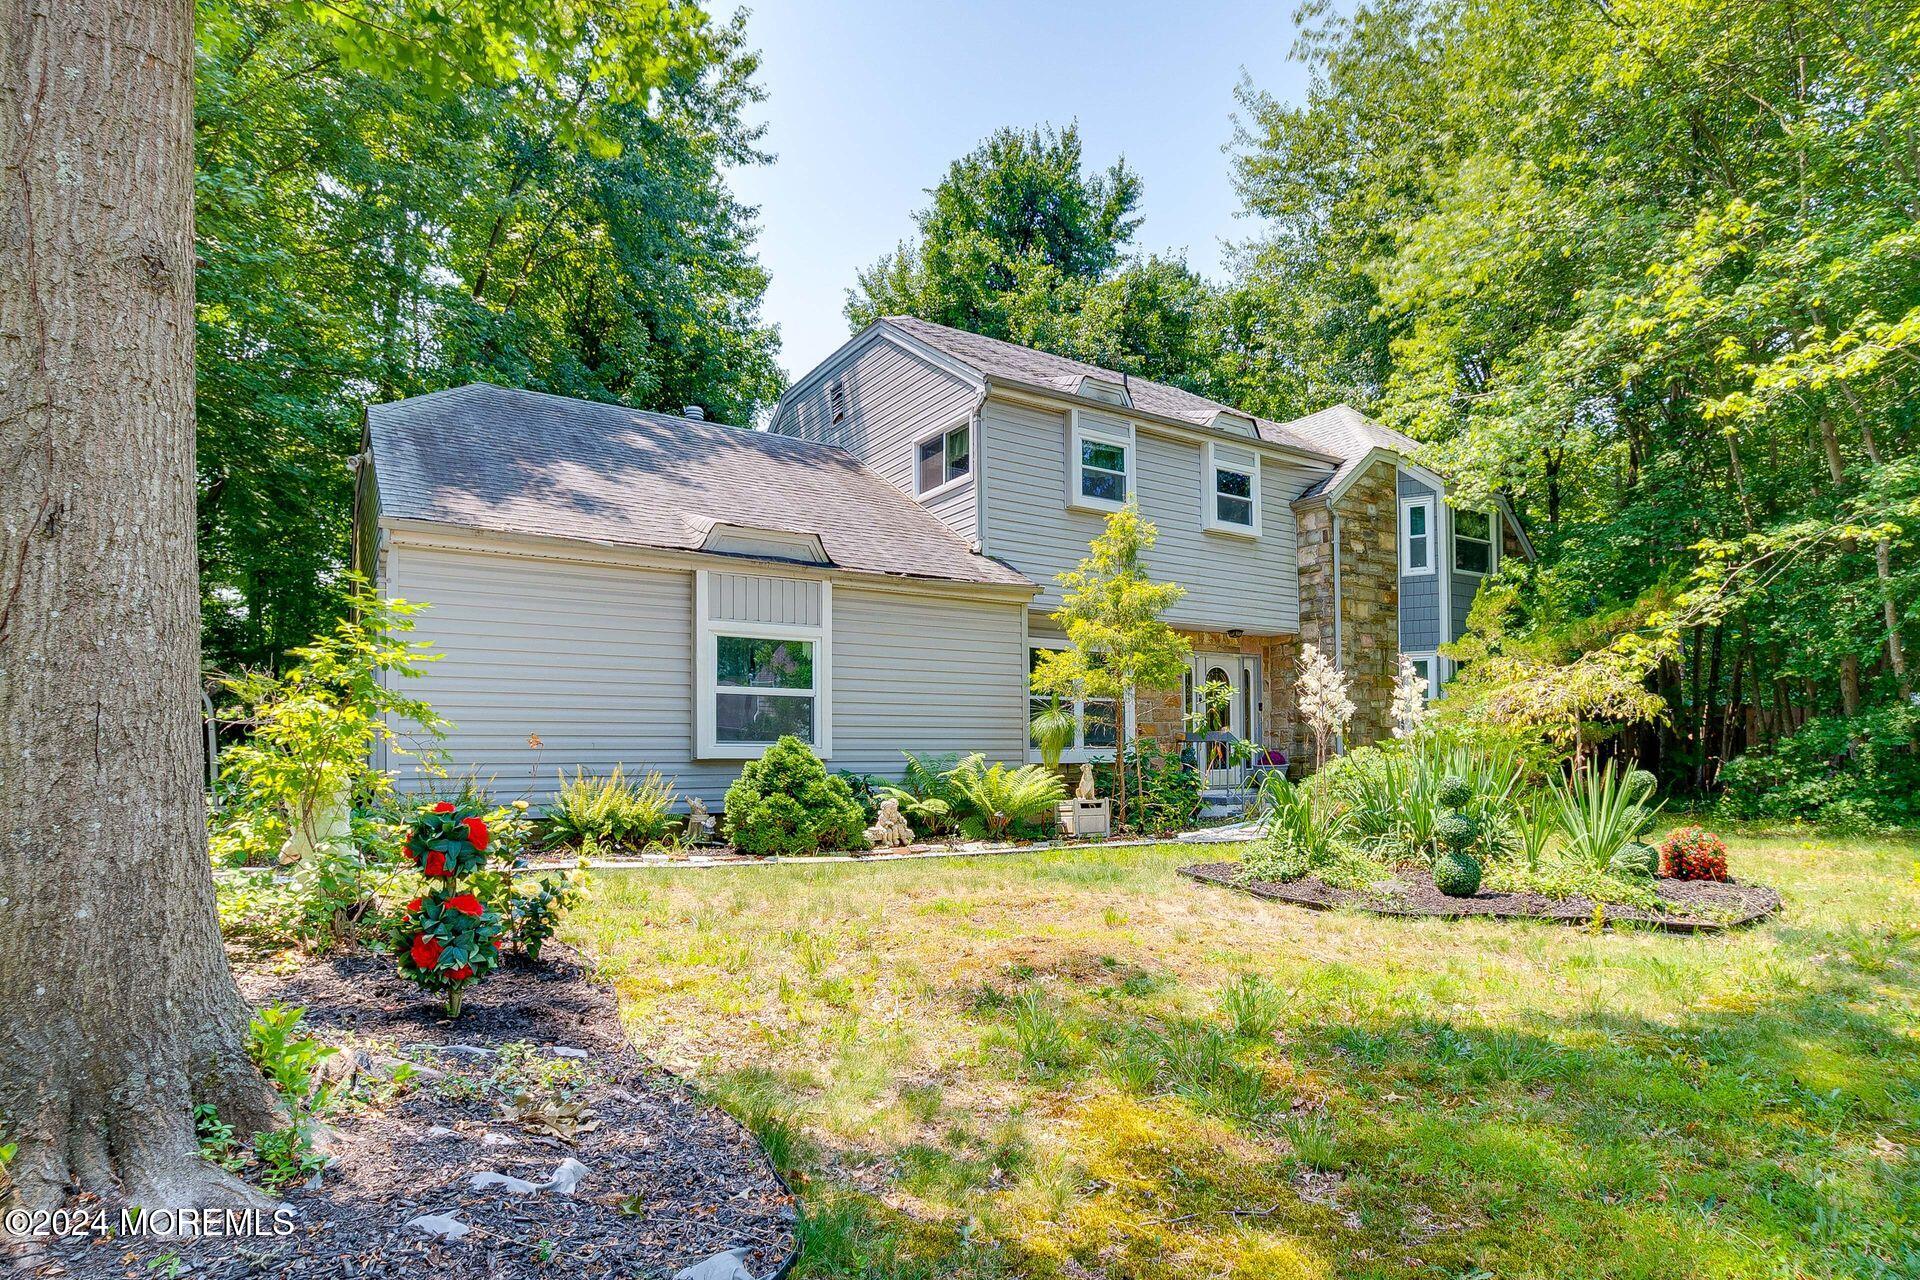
[1133,630,1302,768]
[1296,455,1399,752]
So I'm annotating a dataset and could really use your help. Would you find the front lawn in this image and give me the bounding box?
[565,830,1920,1279]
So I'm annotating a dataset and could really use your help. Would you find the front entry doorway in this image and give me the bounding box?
[1188,652,1258,788]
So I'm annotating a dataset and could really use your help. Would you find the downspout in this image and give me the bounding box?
[1330,510,1343,670]
[967,382,990,554]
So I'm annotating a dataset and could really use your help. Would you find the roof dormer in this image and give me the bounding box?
[1075,374,1131,407]
[1208,410,1258,438]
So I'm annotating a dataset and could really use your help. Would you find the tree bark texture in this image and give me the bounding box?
[0,0,280,1218]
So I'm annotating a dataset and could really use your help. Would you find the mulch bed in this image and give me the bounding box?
[29,947,795,1280]
[1180,861,1782,932]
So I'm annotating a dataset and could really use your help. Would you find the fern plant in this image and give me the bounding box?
[876,751,964,836]
[1552,760,1663,870]
[944,753,1066,839]
[1030,697,1078,771]
[543,765,677,849]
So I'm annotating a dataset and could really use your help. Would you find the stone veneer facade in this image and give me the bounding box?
[1295,454,1400,750]
[1108,455,1404,774]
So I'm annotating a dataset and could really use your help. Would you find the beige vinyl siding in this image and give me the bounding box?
[981,397,1315,633]
[771,334,981,543]
[384,538,1026,809]
[831,586,1028,772]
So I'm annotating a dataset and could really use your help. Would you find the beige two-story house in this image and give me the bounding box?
[355,316,1529,806]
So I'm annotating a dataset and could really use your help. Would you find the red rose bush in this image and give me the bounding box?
[394,800,505,1015]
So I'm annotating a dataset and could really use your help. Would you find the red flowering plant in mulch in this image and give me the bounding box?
[1659,825,1730,882]
[394,800,505,1015]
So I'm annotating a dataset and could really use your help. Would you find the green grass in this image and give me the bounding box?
[565,829,1920,1278]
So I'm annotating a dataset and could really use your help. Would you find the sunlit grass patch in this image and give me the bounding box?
[566,830,1920,1278]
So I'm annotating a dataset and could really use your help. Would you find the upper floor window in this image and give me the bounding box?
[1455,509,1494,575]
[1069,411,1132,513]
[1203,442,1260,536]
[1400,497,1434,576]
[915,421,971,496]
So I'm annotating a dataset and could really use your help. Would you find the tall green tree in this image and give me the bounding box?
[1230,0,1920,788]
[847,124,1232,392]
[195,0,783,672]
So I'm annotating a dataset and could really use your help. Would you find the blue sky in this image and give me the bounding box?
[724,0,1320,381]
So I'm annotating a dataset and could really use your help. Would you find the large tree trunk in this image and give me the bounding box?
[0,0,282,1219]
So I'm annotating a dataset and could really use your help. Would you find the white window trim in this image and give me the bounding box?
[913,416,974,501]
[1403,650,1440,701]
[1453,506,1497,577]
[1400,496,1435,577]
[1201,441,1262,537]
[693,572,833,760]
[1027,637,1118,765]
[1067,408,1133,514]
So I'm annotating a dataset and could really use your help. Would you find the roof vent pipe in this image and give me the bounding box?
[683,405,706,421]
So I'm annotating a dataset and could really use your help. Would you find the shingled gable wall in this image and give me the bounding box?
[1296,454,1400,751]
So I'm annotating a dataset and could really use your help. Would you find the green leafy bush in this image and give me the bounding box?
[1717,706,1920,830]
[1434,810,1477,854]
[543,765,678,849]
[1094,738,1203,834]
[724,737,867,855]
[945,754,1067,839]
[506,866,590,960]
[1436,774,1473,810]
[1433,849,1483,897]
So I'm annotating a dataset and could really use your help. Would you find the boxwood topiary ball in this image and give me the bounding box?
[1434,810,1477,854]
[1433,850,1482,897]
[1436,773,1473,809]
[1608,841,1658,879]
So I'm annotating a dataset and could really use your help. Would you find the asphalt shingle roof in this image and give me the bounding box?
[1274,404,1424,500]
[368,383,1033,590]
[882,316,1342,460]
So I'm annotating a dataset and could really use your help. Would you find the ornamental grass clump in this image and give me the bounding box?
[394,800,506,1016]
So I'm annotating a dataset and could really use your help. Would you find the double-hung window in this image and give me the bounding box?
[915,421,971,496]
[1400,497,1434,576]
[695,572,831,759]
[1203,442,1260,535]
[1069,411,1132,512]
[1029,644,1118,762]
[1454,509,1494,575]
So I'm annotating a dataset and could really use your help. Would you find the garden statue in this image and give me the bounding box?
[683,797,716,844]
[864,797,915,848]
[1076,763,1097,802]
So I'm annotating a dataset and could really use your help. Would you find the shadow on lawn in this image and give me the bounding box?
[729,917,1920,1279]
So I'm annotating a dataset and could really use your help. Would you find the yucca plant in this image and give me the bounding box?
[944,753,1067,839]
[543,765,677,849]
[1551,760,1663,870]
[1515,799,1558,871]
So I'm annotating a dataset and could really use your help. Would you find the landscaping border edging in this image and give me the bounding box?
[523,825,1262,872]
[1178,861,1783,933]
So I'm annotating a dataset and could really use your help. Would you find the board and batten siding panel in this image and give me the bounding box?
[708,572,821,627]
[385,543,743,807]
[771,335,981,543]
[831,586,1028,772]
[981,397,1311,634]
[1396,470,1442,652]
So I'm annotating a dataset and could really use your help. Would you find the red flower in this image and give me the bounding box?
[410,934,443,970]
[431,801,456,814]
[447,965,474,982]
[423,849,449,877]
[462,817,491,852]
[407,897,423,915]
[491,938,503,950]
[444,892,484,917]
[402,843,415,864]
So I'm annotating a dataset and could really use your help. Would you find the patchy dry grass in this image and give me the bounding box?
[565,830,1920,1278]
